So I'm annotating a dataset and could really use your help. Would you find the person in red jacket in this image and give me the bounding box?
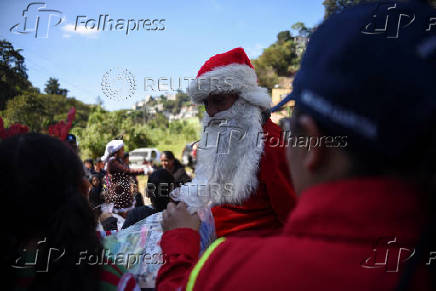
[157,1,436,290]
[174,47,296,237]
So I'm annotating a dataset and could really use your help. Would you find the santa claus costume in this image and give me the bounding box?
[182,47,296,237]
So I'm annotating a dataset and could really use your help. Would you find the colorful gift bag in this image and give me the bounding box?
[103,209,215,289]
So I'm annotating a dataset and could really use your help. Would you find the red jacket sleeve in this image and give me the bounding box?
[260,119,297,224]
[156,228,200,291]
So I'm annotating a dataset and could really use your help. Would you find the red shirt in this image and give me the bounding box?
[157,178,431,291]
[212,118,296,237]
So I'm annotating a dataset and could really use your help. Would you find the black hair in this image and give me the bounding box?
[89,175,103,208]
[1,134,102,291]
[261,109,271,125]
[161,150,175,160]
[84,158,94,168]
[123,152,129,159]
[146,168,176,212]
[161,151,183,170]
[88,173,100,184]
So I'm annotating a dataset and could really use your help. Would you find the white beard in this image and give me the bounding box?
[174,99,265,212]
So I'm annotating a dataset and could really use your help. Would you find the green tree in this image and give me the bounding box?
[277,31,292,44]
[252,22,313,90]
[2,93,47,132]
[44,77,68,96]
[252,62,279,91]
[148,112,169,129]
[173,91,191,114]
[291,22,312,37]
[197,104,205,121]
[2,91,92,132]
[0,39,33,110]
[252,34,299,89]
[73,108,155,158]
[323,0,378,19]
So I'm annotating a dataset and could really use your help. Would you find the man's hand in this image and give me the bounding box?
[162,202,201,232]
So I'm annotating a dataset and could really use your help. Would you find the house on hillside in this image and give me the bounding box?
[271,76,295,124]
[169,104,199,122]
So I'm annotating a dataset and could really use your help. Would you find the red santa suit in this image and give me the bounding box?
[212,118,296,237]
[185,47,296,237]
[157,178,430,291]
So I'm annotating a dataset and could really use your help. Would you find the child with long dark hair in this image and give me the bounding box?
[1,134,138,290]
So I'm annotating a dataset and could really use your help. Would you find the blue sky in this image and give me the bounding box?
[0,0,325,111]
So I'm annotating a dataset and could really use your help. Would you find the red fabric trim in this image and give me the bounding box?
[197,48,254,77]
[100,269,120,286]
[125,276,136,291]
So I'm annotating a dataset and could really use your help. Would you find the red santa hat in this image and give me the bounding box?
[188,47,271,110]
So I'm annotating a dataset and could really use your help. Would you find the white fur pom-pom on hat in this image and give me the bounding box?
[187,47,271,111]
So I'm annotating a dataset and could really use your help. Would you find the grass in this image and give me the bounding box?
[136,175,151,205]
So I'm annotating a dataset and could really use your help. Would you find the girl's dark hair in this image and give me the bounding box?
[146,168,176,212]
[162,151,183,170]
[84,158,94,168]
[1,134,102,291]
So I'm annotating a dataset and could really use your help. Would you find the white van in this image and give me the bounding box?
[129,148,160,169]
